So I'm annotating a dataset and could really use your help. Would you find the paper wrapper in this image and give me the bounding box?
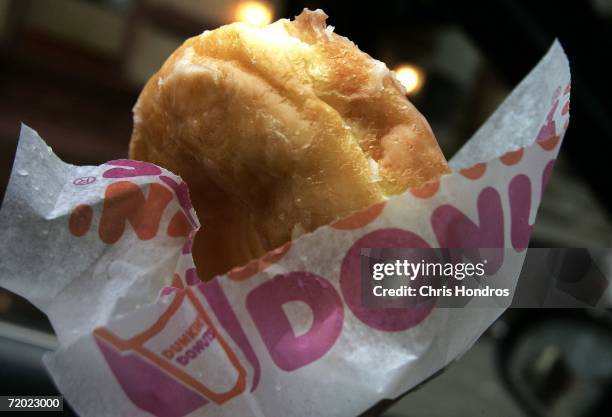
[0,42,570,417]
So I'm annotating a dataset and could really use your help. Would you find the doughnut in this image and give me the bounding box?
[129,9,449,279]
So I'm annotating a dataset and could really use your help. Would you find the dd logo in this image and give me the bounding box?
[73,176,96,186]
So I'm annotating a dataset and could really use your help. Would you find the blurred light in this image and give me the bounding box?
[234,1,273,27]
[394,64,424,95]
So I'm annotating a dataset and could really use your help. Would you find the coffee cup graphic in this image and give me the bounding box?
[94,287,247,417]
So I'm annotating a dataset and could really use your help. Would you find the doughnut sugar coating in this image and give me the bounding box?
[129,9,449,280]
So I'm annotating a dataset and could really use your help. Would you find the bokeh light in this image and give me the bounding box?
[394,64,424,95]
[234,1,273,27]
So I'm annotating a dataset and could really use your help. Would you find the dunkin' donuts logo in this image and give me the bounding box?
[94,282,249,417]
[83,85,568,417]
[68,159,197,248]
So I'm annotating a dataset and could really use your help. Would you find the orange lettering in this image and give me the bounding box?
[99,181,173,244]
[69,204,93,237]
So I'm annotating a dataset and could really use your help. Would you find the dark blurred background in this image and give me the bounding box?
[0,1,611,416]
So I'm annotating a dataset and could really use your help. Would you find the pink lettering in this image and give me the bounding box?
[541,159,555,198]
[191,339,205,355]
[431,187,504,273]
[246,272,343,372]
[199,279,261,391]
[173,329,216,367]
[340,228,434,332]
[103,160,162,178]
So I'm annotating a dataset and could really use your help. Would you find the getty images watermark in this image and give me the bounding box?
[360,248,612,309]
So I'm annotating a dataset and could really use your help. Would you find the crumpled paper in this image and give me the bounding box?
[0,41,570,417]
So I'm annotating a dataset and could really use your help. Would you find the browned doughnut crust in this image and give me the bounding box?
[129,9,450,280]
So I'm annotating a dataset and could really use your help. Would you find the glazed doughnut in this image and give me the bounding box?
[129,9,449,280]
